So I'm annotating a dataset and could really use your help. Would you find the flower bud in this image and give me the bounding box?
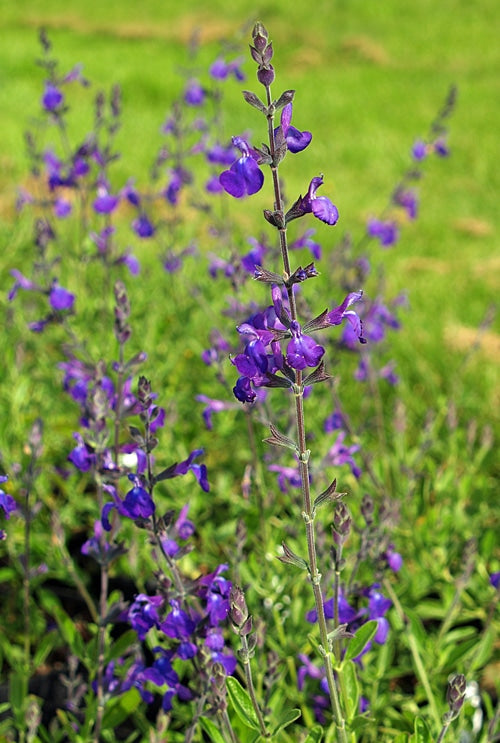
[333,502,352,537]
[252,23,268,51]
[229,585,249,629]
[446,674,467,714]
[257,64,275,87]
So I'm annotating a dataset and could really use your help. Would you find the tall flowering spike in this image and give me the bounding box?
[219,137,264,198]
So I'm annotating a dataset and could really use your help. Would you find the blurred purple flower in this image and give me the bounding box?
[42,83,64,111]
[184,80,205,106]
[132,214,155,238]
[324,432,361,478]
[49,282,75,311]
[367,218,399,247]
[0,477,17,520]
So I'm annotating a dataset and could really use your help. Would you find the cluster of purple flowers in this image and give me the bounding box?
[116,564,236,712]
[231,286,365,404]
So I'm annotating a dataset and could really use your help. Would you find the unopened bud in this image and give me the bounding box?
[333,502,352,537]
[446,674,467,714]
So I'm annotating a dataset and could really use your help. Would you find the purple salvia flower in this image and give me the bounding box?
[326,291,365,343]
[324,432,362,478]
[132,214,155,238]
[49,282,75,311]
[297,175,339,225]
[129,594,164,640]
[184,79,205,106]
[0,477,17,520]
[219,136,264,198]
[393,188,418,219]
[412,139,427,160]
[367,218,399,247]
[93,184,119,214]
[286,320,325,370]
[54,198,72,218]
[42,83,64,111]
[278,103,312,153]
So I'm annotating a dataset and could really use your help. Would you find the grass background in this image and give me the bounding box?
[1,0,498,410]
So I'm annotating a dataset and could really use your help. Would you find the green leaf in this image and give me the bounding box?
[33,630,59,669]
[303,725,323,742]
[271,707,301,735]
[226,676,261,731]
[102,688,141,728]
[106,630,138,663]
[414,715,432,743]
[469,624,495,671]
[342,660,359,721]
[9,671,27,716]
[344,620,378,662]
[198,716,226,743]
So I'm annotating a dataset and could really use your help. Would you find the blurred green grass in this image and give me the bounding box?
[0,0,498,430]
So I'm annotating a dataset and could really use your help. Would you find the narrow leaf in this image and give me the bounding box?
[272,707,301,735]
[342,659,359,721]
[414,715,432,743]
[313,478,347,511]
[198,716,226,743]
[278,542,309,571]
[263,423,297,452]
[303,725,323,743]
[226,676,261,731]
[344,620,378,661]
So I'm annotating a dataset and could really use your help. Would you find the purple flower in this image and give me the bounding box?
[324,409,344,432]
[210,57,245,82]
[286,320,325,370]
[233,375,257,403]
[490,572,500,590]
[367,218,399,247]
[412,139,427,160]
[296,176,339,225]
[101,478,155,529]
[393,188,418,220]
[184,80,205,106]
[68,432,95,472]
[160,599,197,641]
[54,198,72,218]
[42,83,64,111]
[173,449,210,492]
[49,282,75,311]
[93,184,119,214]
[129,594,164,640]
[277,103,312,153]
[0,477,17,520]
[326,291,365,343]
[219,137,264,198]
[132,214,155,238]
[268,464,302,493]
[289,228,321,260]
[8,269,37,301]
[324,432,361,478]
